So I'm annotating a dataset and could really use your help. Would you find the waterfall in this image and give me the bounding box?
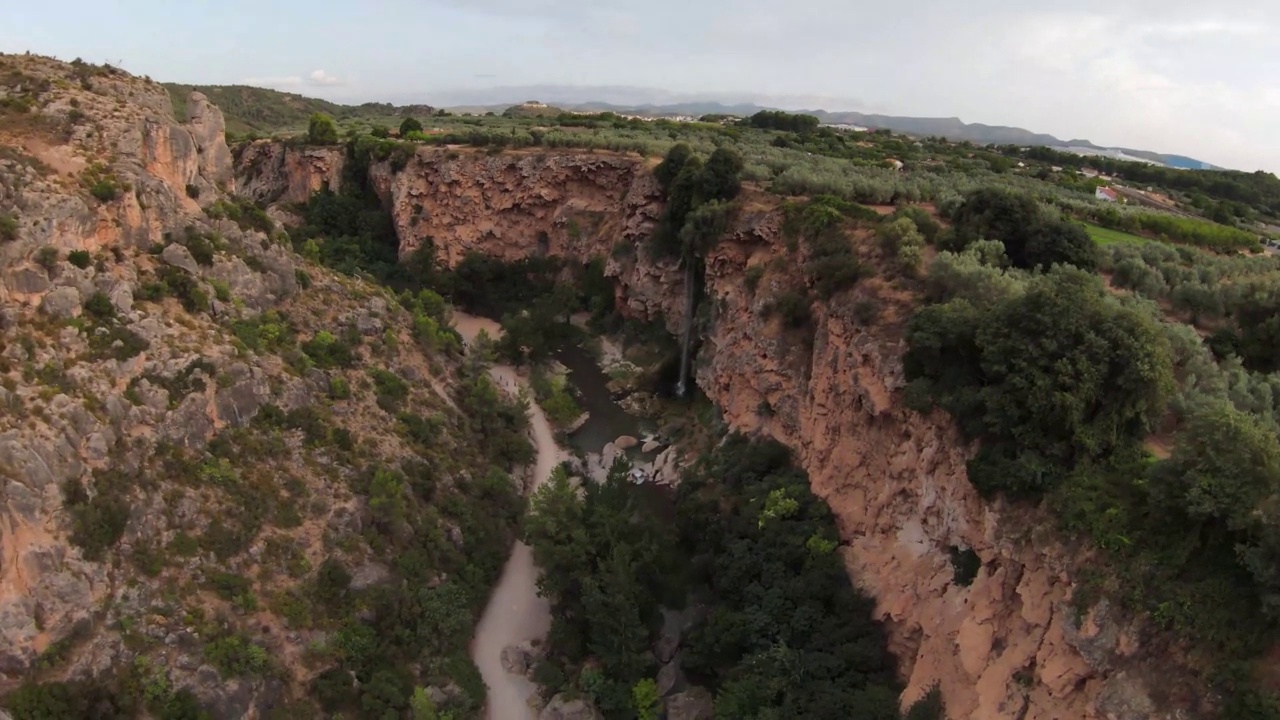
[675,261,697,398]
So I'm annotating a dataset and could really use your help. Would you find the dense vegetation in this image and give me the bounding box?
[946,187,1099,271]
[904,190,1280,713]
[525,437,941,720]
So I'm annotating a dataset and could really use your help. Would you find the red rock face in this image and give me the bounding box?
[257,146,1200,719]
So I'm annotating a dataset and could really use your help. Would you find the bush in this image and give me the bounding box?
[302,329,358,368]
[879,216,926,274]
[204,634,270,677]
[90,181,119,202]
[35,246,60,271]
[767,290,811,328]
[307,113,339,145]
[206,198,274,235]
[399,117,423,136]
[185,183,200,199]
[950,188,1098,271]
[67,250,92,269]
[83,291,115,320]
[0,212,17,243]
[63,475,130,561]
[155,266,210,313]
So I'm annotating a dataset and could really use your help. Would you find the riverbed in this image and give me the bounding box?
[456,313,562,720]
[456,313,659,719]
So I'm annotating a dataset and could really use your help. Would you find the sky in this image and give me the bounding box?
[3,0,1278,171]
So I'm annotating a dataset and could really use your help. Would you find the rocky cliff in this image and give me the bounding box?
[0,55,525,717]
[350,146,1200,719]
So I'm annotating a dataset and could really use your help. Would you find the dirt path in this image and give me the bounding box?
[455,313,564,720]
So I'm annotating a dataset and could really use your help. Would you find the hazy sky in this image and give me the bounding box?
[4,0,1277,171]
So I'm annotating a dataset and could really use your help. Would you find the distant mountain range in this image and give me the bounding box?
[163,78,1221,170]
[432,87,1222,170]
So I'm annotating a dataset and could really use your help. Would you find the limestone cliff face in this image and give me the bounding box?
[234,141,346,206]
[371,148,663,267]
[0,57,500,715]
[348,147,1195,719]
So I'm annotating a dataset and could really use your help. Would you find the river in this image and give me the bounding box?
[455,313,563,720]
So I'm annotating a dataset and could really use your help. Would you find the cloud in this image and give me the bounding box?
[307,69,343,86]
[241,75,302,88]
[1139,19,1268,39]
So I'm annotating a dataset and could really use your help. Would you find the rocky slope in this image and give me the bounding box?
[0,55,527,717]
[328,145,1205,719]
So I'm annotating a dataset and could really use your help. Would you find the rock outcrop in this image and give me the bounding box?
[342,146,1203,718]
[0,55,528,716]
[234,141,346,206]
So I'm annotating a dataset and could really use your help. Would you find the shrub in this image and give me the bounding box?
[307,113,339,145]
[185,183,200,199]
[83,291,115,320]
[0,212,17,243]
[67,250,92,269]
[90,181,119,202]
[204,634,270,677]
[232,311,294,353]
[155,266,210,313]
[35,246,60,271]
[302,329,358,368]
[744,265,765,295]
[63,476,130,561]
[879,216,926,274]
[399,117,423,136]
[767,290,811,328]
[206,198,274,235]
[89,325,149,361]
[209,279,231,303]
[82,163,124,203]
[175,227,217,266]
[369,368,409,412]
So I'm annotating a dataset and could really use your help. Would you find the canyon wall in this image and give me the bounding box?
[358,146,1200,720]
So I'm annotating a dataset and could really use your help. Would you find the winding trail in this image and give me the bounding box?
[455,313,564,720]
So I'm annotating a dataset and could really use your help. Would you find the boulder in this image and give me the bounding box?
[349,561,392,591]
[106,282,134,314]
[161,243,200,275]
[656,652,686,697]
[1096,672,1156,720]
[539,694,603,720]
[39,286,81,318]
[665,687,714,720]
[565,411,590,434]
[9,267,51,294]
[614,434,639,450]
[500,643,536,676]
[641,440,661,453]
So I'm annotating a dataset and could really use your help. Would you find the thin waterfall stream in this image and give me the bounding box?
[675,261,697,398]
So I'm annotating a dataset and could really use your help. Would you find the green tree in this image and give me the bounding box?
[907,267,1174,495]
[631,679,660,720]
[369,468,408,529]
[400,117,424,136]
[654,143,693,190]
[307,112,339,145]
[698,147,744,203]
[1150,400,1280,615]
